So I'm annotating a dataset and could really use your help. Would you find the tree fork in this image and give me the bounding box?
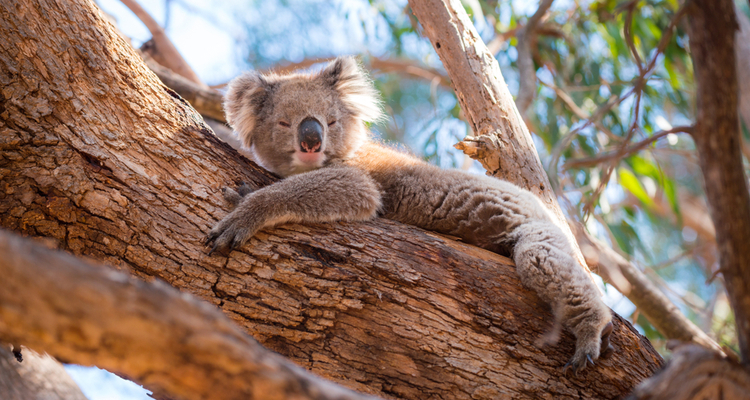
[0,0,662,398]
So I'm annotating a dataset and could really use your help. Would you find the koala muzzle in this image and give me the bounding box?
[298,117,323,153]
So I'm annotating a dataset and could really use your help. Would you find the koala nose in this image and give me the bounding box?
[298,117,323,153]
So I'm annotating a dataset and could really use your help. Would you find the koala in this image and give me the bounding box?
[206,57,614,374]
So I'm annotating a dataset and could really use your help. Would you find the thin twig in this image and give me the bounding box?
[564,126,694,169]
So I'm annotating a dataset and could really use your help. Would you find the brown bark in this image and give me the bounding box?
[685,0,750,363]
[0,0,663,399]
[737,7,750,131]
[0,230,379,400]
[406,0,590,273]
[0,346,87,400]
[626,345,750,400]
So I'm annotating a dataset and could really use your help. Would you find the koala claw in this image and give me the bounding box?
[563,352,595,376]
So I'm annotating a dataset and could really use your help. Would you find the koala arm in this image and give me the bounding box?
[206,165,381,253]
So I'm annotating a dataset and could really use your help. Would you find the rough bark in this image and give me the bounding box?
[0,346,87,400]
[626,345,750,400]
[406,0,590,272]
[0,230,379,400]
[685,0,750,363]
[0,0,663,399]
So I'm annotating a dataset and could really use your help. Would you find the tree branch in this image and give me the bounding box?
[0,229,379,400]
[685,0,750,363]
[563,126,694,170]
[515,0,554,116]
[119,0,206,88]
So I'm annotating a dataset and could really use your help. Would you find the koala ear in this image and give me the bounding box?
[223,72,273,148]
[319,57,383,123]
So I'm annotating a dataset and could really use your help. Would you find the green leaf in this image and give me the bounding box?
[619,168,653,206]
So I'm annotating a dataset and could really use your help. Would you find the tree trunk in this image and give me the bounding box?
[685,0,750,363]
[0,1,662,399]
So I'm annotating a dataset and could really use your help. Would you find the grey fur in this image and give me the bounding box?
[208,57,614,373]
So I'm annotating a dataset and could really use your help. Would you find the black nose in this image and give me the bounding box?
[298,118,323,153]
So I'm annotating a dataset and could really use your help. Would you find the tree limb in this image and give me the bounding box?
[627,344,750,400]
[0,229,379,400]
[685,0,750,363]
[515,0,554,116]
[118,0,206,88]
[563,126,694,170]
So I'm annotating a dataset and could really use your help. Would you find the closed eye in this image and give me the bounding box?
[279,121,291,128]
[328,120,336,126]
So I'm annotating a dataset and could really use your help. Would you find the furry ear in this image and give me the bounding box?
[319,57,383,123]
[223,72,273,148]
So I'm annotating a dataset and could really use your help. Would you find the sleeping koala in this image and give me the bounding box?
[206,57,614,373]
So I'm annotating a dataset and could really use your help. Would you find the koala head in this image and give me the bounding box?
[223,57,382,177]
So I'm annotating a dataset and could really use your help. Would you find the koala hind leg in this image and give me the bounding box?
[511,220,612,374]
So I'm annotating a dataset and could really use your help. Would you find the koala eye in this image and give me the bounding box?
[327,120,337,127]
[278,121,291,128]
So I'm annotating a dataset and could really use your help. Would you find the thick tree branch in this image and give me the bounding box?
[0,229,378,400]
[0,346,87,400]
[686,0,750,363]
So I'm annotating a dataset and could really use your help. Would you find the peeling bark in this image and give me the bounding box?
[0,0,663,399]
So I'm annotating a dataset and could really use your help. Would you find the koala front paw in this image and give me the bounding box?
[205,212,258,255]
[562,321,614,376]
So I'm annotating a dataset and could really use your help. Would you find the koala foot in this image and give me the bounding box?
[562,321,614,376]
[221,182,255,207]
[205,213,257,255]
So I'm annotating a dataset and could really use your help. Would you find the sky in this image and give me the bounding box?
[61,1,636,398]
